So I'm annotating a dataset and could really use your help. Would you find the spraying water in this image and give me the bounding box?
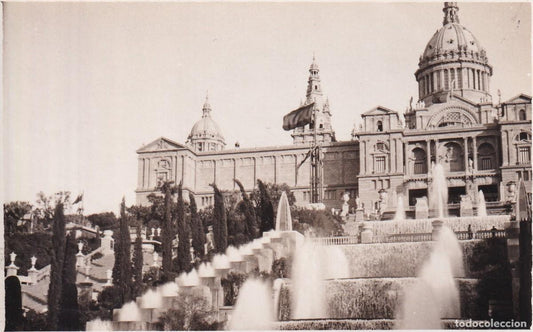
[140,288,163,309]
[477,190,487,217]
[394,196,406,221]
[118,301,141,321]
[275,191,292,231]
[396,226,463,329]
[291,240,326,319]
[322,246,350,280]
[159,282,179,297]
[86,318,113,331]
[228,279,274,330]
[430,164,448,218]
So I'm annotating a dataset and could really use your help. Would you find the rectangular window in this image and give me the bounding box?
[375,156,386,173]
[450,69,456,89]
[457,68,463,89]
[519,147,531,164]
[524,171,530,181]
[444,70,449,90]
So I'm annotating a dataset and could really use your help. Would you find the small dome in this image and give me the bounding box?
[422,23,485,61]
[188,116,224,141]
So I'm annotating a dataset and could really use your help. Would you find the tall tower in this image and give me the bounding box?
[292,56,336,145]
[414,2,492,106]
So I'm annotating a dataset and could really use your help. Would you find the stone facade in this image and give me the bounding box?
[136,3,531,215]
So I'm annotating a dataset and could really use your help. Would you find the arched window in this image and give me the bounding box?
[519,109,527,121]
[477,143,496,170]
[412,148,427,174]
[377,121,383,132]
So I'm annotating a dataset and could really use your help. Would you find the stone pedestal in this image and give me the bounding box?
[360,223,373,244]
[415,197,429,219]
[28,267,38,284]
[355,208,364,222]
[101,230,114,255]
[78,281,93,304]
[460,195,474,217]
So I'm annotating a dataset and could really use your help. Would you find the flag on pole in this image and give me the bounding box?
[283,102,315,131]
[73,193,83,204]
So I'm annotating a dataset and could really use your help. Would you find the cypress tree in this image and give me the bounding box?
[210,184,228,253]
[5,276,23,331]
[190,192,206,259]
[257,179,275,233]
[160,181,177,274]
[111,225,122,285]
[176,182,192,272]
[132,222,143,297]
[118,197,133,303]
[47,203,66,331]
[235,179,259,240]
[58,233,80,331]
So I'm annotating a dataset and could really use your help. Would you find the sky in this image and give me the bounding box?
[3,1,531,214]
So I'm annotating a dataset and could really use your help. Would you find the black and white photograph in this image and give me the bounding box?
[2,1,532,330]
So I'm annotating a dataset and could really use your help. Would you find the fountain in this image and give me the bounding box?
[430,163,448,218]
[291,239,326,319]
[393,196,406,221]
[86,318,113,331]
[395,226,462,329]
[477,190,487,217]
[227,279,274,330]
[322,246,350,280]
[276,191,292,231]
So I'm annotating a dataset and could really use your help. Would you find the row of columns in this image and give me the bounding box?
[420,66,489,98]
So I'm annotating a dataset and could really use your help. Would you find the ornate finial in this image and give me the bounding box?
[10,252,17,265]
[31,256,37,269]
[202,92,211,117]
[443,2,460,25]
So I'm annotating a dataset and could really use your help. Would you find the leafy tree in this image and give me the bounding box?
[251,182,296,212]
[5,276,23,331]
[221,272,248,306]
[4,201,33,237]
[291,207,344,236]
[256,180,275,233]
[189,193,206,260]
[147,193,165,224]
[5,233,52,275]
[226,199,248,247]
[97,286,123,319]
[160,181,178,274]
[132,222,144,297]
[157,293,219,331]
[210,184,228,253]
[234,179,259,240]
[58,233,80,331]
[87,212,117,230]
[176,182,192,273]
[118,197,133,303]
[47,203,66,331]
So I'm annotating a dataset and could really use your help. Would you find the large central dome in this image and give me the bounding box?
[422,23,485,61]
[186,96,225,152]
[415,2,492,106]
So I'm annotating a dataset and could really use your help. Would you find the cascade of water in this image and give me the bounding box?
[291,240,326,319]
[393,196,406,221]
[477,190,487,217]
[228,279,274,330]
[140,288,163,309]
[429,164,448,218]
[275,191,292,231]
[322,246,350,280]
[395,226,463,329]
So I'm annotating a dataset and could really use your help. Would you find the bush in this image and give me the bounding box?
[157,293,220,330]
[21,310,48,331]
[221,272,247,306]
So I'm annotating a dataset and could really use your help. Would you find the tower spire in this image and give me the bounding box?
[443,2,460,25]
[306,55,322,104]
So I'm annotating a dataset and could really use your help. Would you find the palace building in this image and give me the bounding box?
[136,2,531,216]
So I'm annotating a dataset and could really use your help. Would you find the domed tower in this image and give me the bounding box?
[186,95,226,152]
[415,2,493,106]
[292,56,336,145]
